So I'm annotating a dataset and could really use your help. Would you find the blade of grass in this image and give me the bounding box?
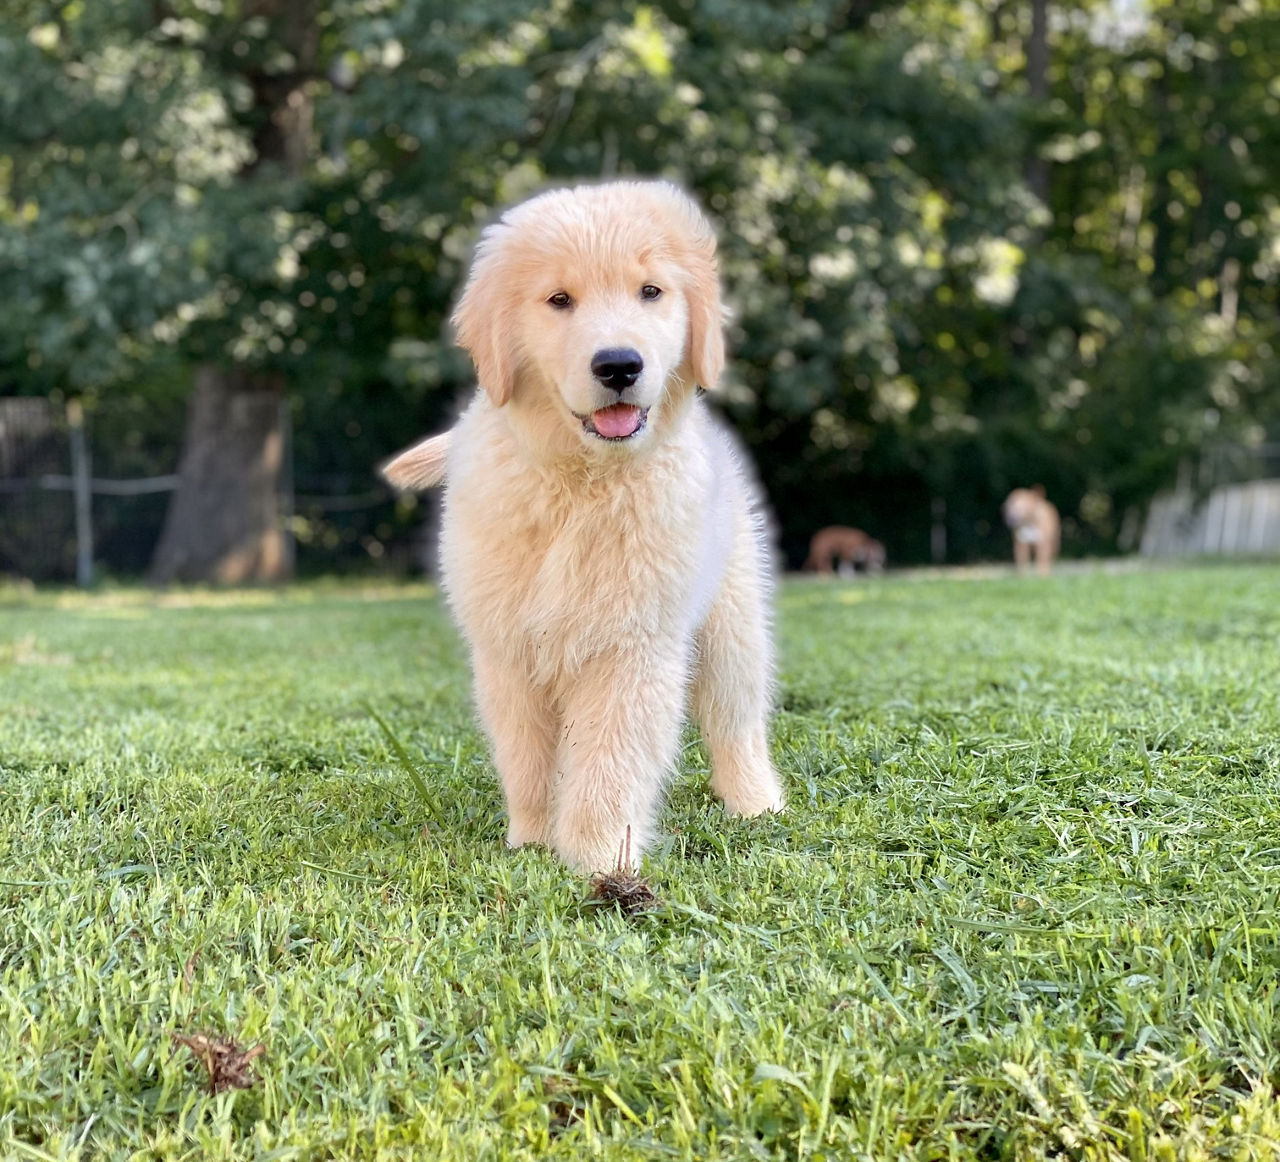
[366,703,445,824]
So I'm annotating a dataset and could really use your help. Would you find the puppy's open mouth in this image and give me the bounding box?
[577,403,649,441]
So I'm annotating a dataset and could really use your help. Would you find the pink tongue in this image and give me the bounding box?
[592,403,642,439]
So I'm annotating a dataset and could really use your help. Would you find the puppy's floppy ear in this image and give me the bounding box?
[655,183,726,391]
[381,430,451,490]
[685,241,726,391]
[452,230,517,408]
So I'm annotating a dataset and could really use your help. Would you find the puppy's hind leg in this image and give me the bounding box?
[692,567,785,818]
[473,650,556,848]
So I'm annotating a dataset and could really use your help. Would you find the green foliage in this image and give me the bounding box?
[1,1,1277,566]
[2,568,1280,1157]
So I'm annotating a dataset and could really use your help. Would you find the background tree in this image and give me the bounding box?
[1,0,1276,577]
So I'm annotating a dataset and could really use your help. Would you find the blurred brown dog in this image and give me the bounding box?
[1002,486,1060,575]
[805,526,886,576]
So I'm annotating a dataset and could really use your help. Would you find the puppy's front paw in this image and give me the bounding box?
[714,764,785,818]
[505,811,550,849]
[722,787,785,817]
[553,821,651,875]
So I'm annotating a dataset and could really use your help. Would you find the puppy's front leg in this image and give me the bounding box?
[473,650,557,848]
[551,647,689,873]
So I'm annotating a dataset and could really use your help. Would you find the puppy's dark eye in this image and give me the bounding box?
[640,284,662,301]
[547,291,573,310]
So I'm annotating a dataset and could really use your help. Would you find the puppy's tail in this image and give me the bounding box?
[380,431,452,490]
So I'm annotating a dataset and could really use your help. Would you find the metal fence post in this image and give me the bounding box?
[930,496,947,564]
[67,399,93,588]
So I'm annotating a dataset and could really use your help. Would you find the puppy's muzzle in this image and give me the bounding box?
[591,348,643,393]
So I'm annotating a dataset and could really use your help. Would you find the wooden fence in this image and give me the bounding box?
[1141,480,1280,558]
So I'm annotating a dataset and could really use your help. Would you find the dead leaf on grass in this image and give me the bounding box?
[171,1030,265,1095]
[588,827,659,918]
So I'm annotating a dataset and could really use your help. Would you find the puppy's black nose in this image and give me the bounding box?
[591,348,643,392]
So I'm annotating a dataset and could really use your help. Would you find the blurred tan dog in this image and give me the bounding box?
[805,526,885,576]
[1002,486,1060,575]
[382,182,783,872]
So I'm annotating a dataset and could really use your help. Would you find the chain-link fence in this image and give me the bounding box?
[0,395,432,584]
[0,397,187,583]
[0,398,77,581]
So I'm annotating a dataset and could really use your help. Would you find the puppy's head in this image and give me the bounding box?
[451,181,724,452]
[1002,486,1045,529]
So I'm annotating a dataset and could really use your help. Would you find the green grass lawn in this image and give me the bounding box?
[2,565,1279,1160]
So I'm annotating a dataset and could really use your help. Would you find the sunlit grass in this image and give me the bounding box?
[2,565,1278,1159]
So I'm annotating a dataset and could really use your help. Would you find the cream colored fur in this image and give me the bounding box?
[383,181,783,873]
[379,431,449,490]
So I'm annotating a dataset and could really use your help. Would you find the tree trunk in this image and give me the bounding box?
[1149,71,1175,298]
[149,0,315,584]
[149,368,288,584]
[1025,0,1050,205]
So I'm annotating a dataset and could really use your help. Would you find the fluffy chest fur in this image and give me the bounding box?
[439,400,729,684]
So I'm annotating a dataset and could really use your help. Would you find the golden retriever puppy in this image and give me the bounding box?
[805,526,886,576]
[1002,486,1060,575]
[382,181,784,872]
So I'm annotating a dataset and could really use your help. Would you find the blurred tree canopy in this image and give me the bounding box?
[1,0,1277,574]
